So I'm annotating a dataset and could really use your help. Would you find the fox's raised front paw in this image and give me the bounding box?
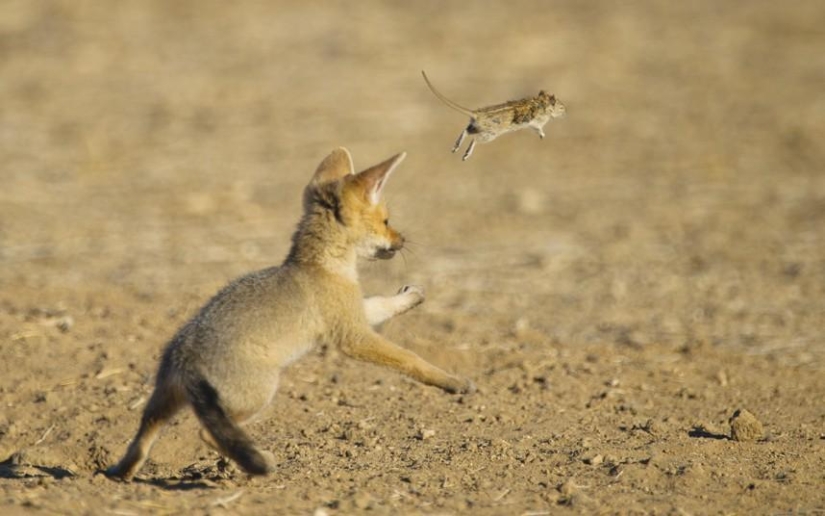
[398,285,425,308]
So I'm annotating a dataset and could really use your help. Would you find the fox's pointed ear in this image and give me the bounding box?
[311,147,354,187]
[354,152,406,205]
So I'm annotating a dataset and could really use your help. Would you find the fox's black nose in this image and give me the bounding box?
[375,248,396,260]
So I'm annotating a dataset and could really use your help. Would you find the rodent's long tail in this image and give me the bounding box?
[421,71,474,117]
[187,378,271,476]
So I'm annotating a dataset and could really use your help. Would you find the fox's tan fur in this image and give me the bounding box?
[106,148,472,480]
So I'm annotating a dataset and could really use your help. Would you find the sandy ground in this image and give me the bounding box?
[1,0,824,514]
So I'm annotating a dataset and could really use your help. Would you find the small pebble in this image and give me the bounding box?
[730,409,764,442]
[352,491,373,510]
[558,479,579,497]
[56,315,74,333]
[417,428,436,440]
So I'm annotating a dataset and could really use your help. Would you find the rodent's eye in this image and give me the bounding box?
[383,218,389,226]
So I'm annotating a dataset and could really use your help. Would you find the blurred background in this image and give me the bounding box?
[2,0,823,356]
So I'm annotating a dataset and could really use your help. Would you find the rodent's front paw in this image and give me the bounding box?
[398,285,425,306]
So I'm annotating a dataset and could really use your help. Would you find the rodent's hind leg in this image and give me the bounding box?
[462,139,476,161]
[452,128,468,153]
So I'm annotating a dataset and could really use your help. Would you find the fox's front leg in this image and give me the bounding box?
[363,285,424,327]
[340,331,473,394]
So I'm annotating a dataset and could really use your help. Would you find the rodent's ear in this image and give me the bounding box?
[539,91,556,105]
[351,152,406,206]
[311,147,354,187]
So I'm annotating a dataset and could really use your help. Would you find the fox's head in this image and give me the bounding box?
[302,148,406,261]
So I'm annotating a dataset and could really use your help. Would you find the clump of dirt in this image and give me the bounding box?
[730,409,764,442]
[0,449,76,480]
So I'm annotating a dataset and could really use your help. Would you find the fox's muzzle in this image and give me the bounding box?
[374,248,396,260]
[374,235,404,260]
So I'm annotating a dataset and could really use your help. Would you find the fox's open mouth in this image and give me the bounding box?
[374,248,396,260]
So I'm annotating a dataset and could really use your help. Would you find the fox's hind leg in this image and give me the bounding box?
[452,128,468,153]
[188,379,274,476]
[197,425,275,473]
[106,383,186,481]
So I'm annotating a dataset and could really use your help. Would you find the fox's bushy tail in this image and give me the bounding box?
[187,378,271,476]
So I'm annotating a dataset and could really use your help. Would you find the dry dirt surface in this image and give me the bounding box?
[2,1,824,514]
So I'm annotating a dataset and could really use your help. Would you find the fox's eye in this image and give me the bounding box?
[383,218,389,226]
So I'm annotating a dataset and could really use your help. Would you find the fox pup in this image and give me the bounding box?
[422,70,566,160]
[106,148,473,480]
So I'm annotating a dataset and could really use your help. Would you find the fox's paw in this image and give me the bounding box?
[462,379,477,394]
[104,463,133,482]
[442,376,476,395]
[398,285,425,308]
[258,450,277,474]
[238,449,275,477]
